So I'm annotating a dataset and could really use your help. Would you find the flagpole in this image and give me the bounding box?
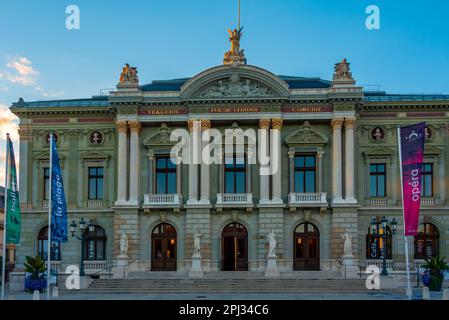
[46,133,53,300]
[1,134,10,300]
[397,126,413,300]
[238,0,241,30]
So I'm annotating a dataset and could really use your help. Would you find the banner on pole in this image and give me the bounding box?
[50,136,68,243]
[5,135,21,244]
[399,123,426,236]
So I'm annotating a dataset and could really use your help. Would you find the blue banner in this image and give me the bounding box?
[50,135,68,242]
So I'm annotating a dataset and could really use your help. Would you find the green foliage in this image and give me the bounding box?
[422,256,449,276]
[24,256,46,280]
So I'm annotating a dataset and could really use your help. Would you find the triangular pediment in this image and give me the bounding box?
[33,151,66,160]
[79,150,110,160]
[285,121,328,146]
[362,146,395,158]
[424,145,442,155]
[143,123,176,147]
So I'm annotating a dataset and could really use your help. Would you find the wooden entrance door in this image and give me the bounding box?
[294,222,320,270]
[222,223,248,271]
[151,223,177,271]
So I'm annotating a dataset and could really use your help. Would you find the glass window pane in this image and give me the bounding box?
[378,164,385,173]
[97,178,104,199]
[370,164,377,173]
[156,158,166,169]
[167,172,176,194]
[305,171,315,193]
[305,156,315,167]
[235,156,245,166]
[167,158,176,169]
[97,167,103,176]
[236,172,246,193]
[370,176,377,197]
[156,173,166,194]
[295,156,304,168]
[89,179,97,199]
[225,172,235,193]
[295,224,305,233]
[378,176,385,196]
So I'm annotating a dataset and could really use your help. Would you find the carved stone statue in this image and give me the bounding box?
[343,232,353,257]
[192,232,202,258]
[119,232,128,257]
[223,27,247,65]
[372,127,384,141]
[267,230,277,257]
[119,63,139,83]
[333,59,353,81]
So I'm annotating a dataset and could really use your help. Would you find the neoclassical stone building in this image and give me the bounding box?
[10,33,449,276]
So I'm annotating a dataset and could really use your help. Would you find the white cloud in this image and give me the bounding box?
[0,56,39,86]
[0,104,20,186]
[35,86,64,98]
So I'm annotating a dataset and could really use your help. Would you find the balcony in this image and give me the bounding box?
[367,197,387,207]
[87,200,104,209]
[216,193,253,208]
[83,260,108,273]
[421,197,434,206]
[143,194,182,209]
[288,192,327,207]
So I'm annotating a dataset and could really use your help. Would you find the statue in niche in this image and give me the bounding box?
[267,230,277,257]
[119,232,128,257]
[371,127,384,141]
[192,232,202,258]
[343,232,353,257]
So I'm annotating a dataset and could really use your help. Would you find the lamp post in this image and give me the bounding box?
[70,218,94,277]
[371,216,397,276]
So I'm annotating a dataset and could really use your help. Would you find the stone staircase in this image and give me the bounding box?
[65,271,398,295]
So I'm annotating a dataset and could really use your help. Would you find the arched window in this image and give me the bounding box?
[414,223,439,259]
[37,226,61,261]
[366,225,392,259]
[294,222,320,270]
[83,225,106,261]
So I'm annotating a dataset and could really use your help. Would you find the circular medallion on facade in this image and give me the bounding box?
[46,132,58,144]
[90,131,103,145]
[371,127,385,141]
[425,126,432,140]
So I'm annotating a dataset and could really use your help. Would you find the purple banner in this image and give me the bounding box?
[399,123,426,236]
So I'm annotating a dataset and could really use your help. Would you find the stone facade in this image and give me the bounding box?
[9,60,449,276]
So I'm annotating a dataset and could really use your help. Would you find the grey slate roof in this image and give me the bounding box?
[364,91,449,102]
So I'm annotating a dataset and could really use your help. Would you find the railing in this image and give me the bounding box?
[216,193,253,206]
[143,194,182,207]
[288,192,327,206]
[87,200,104,208]
[42,201,49,209]
[420,197,434,206]
[367,197,387,206]
[359,259,395,270]
[83,260,108,272]
[50,261,62,272]
[414,259,426,271]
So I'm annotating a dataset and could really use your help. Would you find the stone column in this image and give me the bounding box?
[288,150,295,193]
[344,117,357,203]
[271,118,283,204]
[18,127,33,209]
[317,150,324,193]
[259,118,271,204]
[187,120,199,205]
[199,119,211,205]
[128,121,141,206]
[115,121,128,206]
[147,150,154,194]
[331,118,344,204]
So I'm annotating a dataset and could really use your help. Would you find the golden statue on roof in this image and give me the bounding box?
[224,27,247,65]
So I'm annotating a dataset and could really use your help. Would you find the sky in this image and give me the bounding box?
[0,0,449,185]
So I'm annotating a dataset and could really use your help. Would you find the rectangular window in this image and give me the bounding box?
[369,164,386,197]
[155,156,177,194]
[88,167,104,200]
[43,168,50,200]
[421,163,433,197]
[294,155,316,193]
[225,155,246,193]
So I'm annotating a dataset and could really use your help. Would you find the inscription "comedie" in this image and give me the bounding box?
[282,106,332,113]
[209,107,261,113]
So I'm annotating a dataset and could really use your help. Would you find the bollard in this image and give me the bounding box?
[422,287,430,300]
[32,290,40,300]
[443,289,449,300]
[52,286,59,298]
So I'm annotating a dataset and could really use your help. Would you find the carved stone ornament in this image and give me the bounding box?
[143,123,174,146]
[90,131,103,145]
[285,121,328,146]
[333,59,353,81]
[119,63,139,83]
[371,127,385,142]
[198,75,272,98]
[223,27,247,65]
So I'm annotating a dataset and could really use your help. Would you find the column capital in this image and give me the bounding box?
[271,118,283,130]
[259,118,271,130]
[201,119,211,131]
[317,150,324,158]
[331,118,344,130]
[344,117,356,129]
[116,120,128,133]
[128,121,141,134]
[187,119,200,132]
[288,150,295,158]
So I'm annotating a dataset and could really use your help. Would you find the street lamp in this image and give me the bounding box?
[371,216,397,276]
[70,218,94,277]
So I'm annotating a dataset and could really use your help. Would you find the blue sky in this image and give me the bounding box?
[0,0,449,182]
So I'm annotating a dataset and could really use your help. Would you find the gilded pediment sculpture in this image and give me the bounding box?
[223,27,247,65]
